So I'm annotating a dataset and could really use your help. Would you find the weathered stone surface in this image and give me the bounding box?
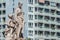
[3,2,24,40]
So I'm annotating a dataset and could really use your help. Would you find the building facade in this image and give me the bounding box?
[0,0,19,40]
[20,0,60,40]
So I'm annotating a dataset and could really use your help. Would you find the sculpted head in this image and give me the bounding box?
[18,2,23,9]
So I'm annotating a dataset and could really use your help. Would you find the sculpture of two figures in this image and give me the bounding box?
[2,2,24,40]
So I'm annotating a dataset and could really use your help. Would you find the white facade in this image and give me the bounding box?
[20,0,60,40]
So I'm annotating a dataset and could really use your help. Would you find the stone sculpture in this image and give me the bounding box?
[2,2,24,40]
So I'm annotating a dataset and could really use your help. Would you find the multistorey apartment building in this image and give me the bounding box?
[20,0,60,40]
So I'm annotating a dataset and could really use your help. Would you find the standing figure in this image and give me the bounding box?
[15,2,24,40]
[2,2,24,40]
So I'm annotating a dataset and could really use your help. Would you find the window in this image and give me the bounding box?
[44,8,49,13]
[44,24,49,28]
[3,3,6,8]
[44,31,50,36]
[0,18,1,22]
[57,32,60,37]
[56,11,60,15]
[2,17,5,22]
[28,15,33,20]
[45,1,50,6]
[38,7,43,13]
[38,22,43,28]
[56,25,60,29]
[35,15,37,19]
[28,0,33,4]
[38,15,43,20]
[0,3,2,8]
[3,10,6,15]
[56,18,60,23]
[51,24,55,30]
[35,30,37,35]
[35,23,37,27]
[29,7,33,12]
[0,25,1,29]
[0,10,1,15]
[2,24,5,29]
[50,2,56,7]
[51,32,55,36]
[13,8,14,13]
[28,30,33,36]
[38,31,43,35]
[35,7,38,12]
[28,22,33,28]
[50,9,55,15]
[50,17,55,21]
[44,16,50,21]
[56,3,60,8]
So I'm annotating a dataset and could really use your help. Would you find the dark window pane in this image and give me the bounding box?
[56,18,60,23]
[51,24,55,30]
[51,17,55,21]
[57,32,60,37]
[38,15,43,19]
[35,15,37,19]
[2,24,5,29]
[44,24,49,28]
[56,3,60,8]
[51,32,55,36]
[0,11,1,15]
[29,7,33,12]
[35,7,37,12]
[38,23,43,28]
[38,31,43,35]
[0,4,2,8]
[3,3,6,8]
[13,8,14,13]
[44,16,50,21]
[35,30,37,35]
[45,9,49,13]
[56,11,60,15]
[28,15,33,20]
[57,25,60,29]
[50,9,55,13]
[44,31,50,36]
[35,23,37,27]
[3,17,5,22]
[45,1,50,6]
[3,10,6,14]
[0,18,1,22]
[38,7,43,13]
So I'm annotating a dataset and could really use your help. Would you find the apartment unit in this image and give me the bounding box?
[0,0,19,40]
[20,0,60,40]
